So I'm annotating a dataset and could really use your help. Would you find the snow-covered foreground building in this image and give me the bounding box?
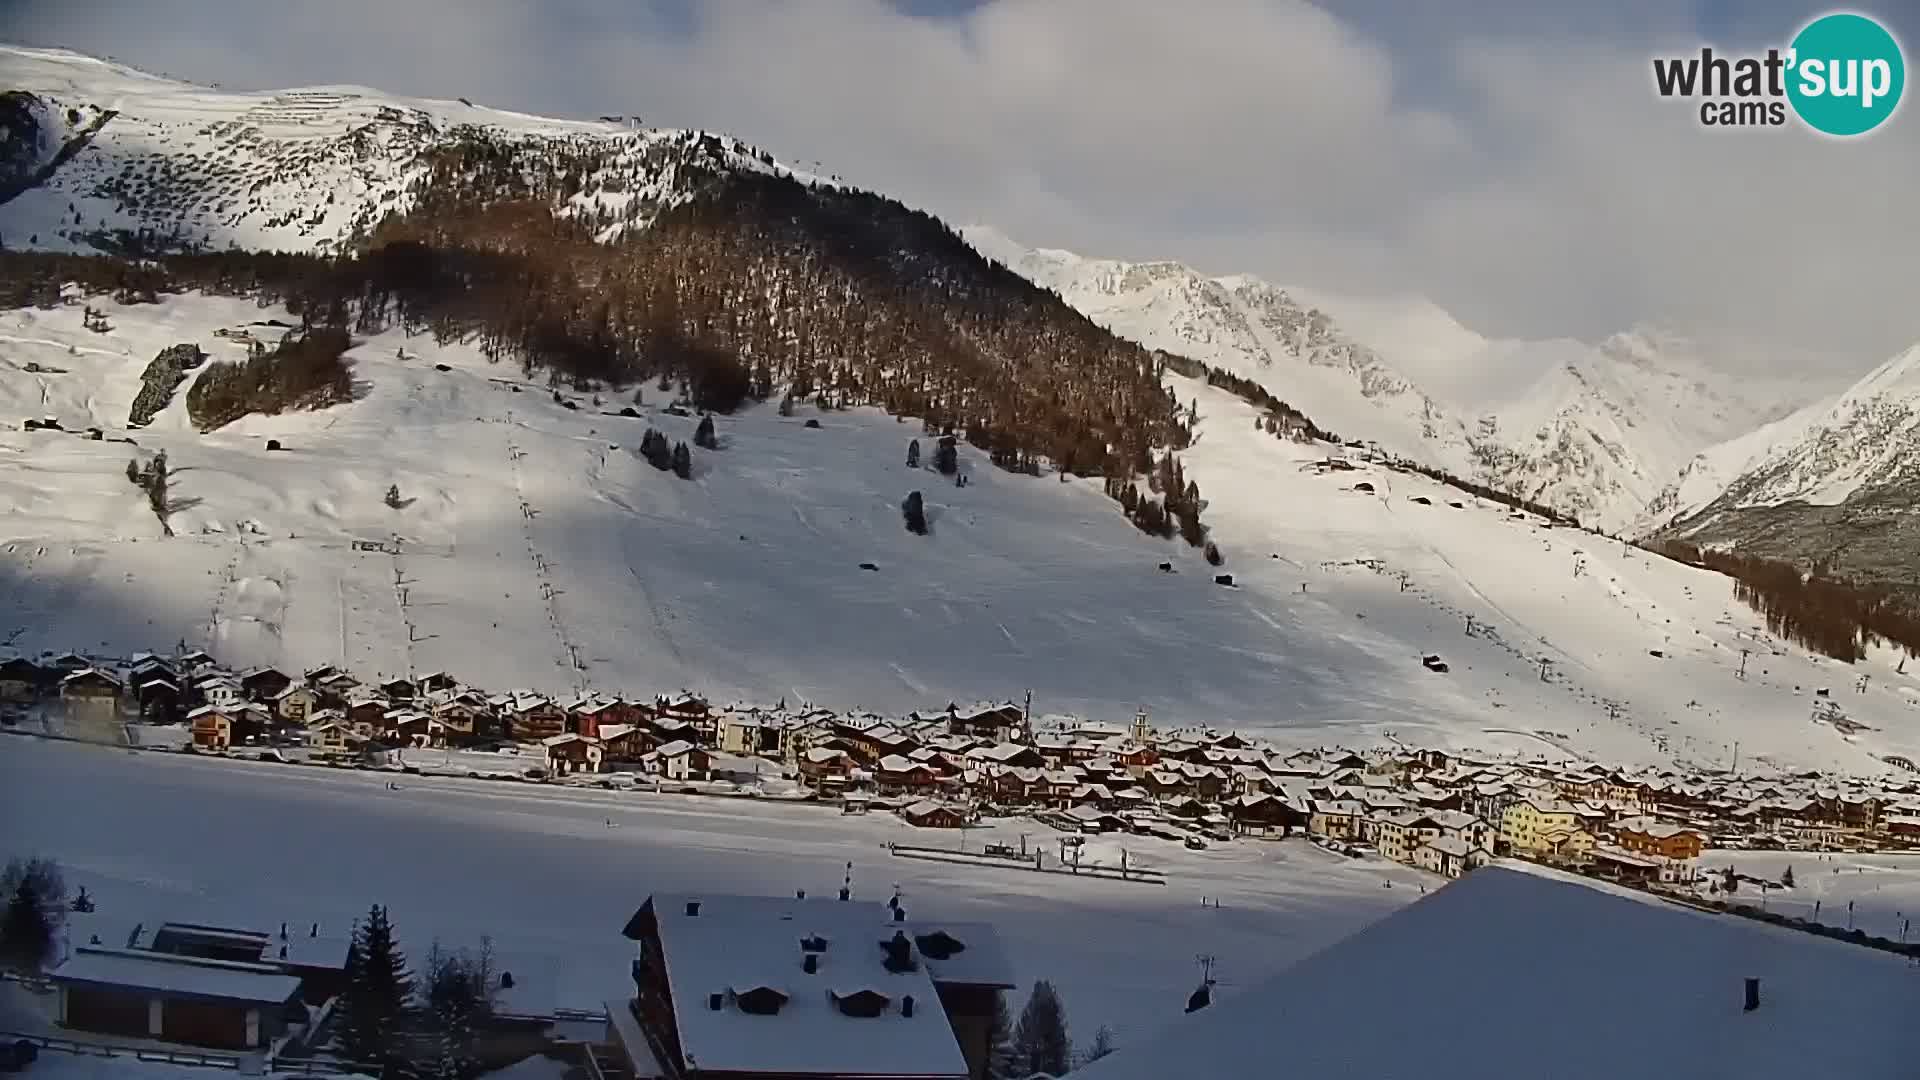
[1070,865,1920,1080]
[612,892,1015,1080]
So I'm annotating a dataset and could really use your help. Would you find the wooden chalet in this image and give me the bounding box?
[239,667,292,703]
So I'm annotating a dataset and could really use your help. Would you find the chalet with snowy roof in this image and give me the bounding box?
[599,723,653,763]
[800,746,856,789]
[1309,799,1365,840]
[1228,793,1309,836]
[900,800,969,829]
[945,701,1025,742]
[188,706,232,751]
[175,649,216,672]
[134,675,182,718]
[52,946,303,1050]
[544,732,603,775]
[416,670,458,694]
[719,710,782,756]
[644,739,709,782]
[509,694,567,741]
[239,667,292,703]
[1412,835,1490,879]
[1610,816,1706,861]
[615,892,1013,1080]
[377,676,417,701]
[0,656,42,700]
[271,683,317,723]
[196,676,243,709]
[305,716,356,756]
[876,755,942,795]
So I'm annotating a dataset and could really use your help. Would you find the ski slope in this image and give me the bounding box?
[3,292,1919,775]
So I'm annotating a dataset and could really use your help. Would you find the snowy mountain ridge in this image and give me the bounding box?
[964,226,1828,534]
[0,44,827,255]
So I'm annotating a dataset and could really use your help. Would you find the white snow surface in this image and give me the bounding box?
[6,293,1920,776]
[964,226,1833,533]
[1070,862,1920,1080]
[0,738,1434,1044]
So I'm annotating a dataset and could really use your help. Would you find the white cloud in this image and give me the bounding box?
[7,0,1918,368]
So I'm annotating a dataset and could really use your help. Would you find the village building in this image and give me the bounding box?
[1610,815,1706,862]
[1501,795,1596,858]
[901,800,969,829]
[1411,835,1489,879]
[543,733,604,775]
[614,892,1012,1080]
[60,668,122,718]
[188,705,232,751]
[272,684,317,724]
[239,667,292,704]
[0,656,42,700]
[52,947,304,1050]
[645,739,710,782]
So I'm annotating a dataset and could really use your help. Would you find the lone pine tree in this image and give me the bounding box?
[902,490,927,535]
[340,904,413,1067]
[1010,980,1071,1078]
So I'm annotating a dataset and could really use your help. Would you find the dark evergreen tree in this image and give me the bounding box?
[0,857,64,973]
[1781,865,1795,888]
[339,904,412,1067]
[671,441,692,479]
[1011,980,1071,1078]
[424,938,495,1080]
[903,491,927,535]
[934,435,958,476]
[1204,540,1223,567]
[385,484,403,509]
[985,992,1015,1079]
[693,414,717,449]
[906,438,920,468]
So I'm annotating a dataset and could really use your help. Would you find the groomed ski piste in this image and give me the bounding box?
[3,292,1918,779]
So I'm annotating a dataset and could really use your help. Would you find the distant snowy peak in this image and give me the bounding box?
[0,44,825,255]
[1663,342,1920,518]
[965,226,1818,533]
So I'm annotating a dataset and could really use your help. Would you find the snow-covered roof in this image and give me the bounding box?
[1071,865,1920,1080]
[903,920,1016,990]
[52,947,304,1005]
[641,893,969,1077]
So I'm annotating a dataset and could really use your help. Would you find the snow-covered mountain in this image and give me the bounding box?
[1647,342,1920,594]
[4,45,1919,777]
[0,44,825,255]
[964,226,1826,533]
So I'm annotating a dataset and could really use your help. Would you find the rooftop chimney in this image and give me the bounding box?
[796,889,806,900]
[893,906,907,923]
[802,953,819,975]
[708,992,724,1011]
[902,994,915,1018]
[1744,977,1761,1012]
[686,900,702,917]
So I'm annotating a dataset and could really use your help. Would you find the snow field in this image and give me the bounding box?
[4,294,1920,776]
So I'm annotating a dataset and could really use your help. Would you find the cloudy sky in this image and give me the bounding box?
[11,0,1918,372]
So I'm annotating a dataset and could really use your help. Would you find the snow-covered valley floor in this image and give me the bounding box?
[0,737,1431,1043]
[2,292,1919,776]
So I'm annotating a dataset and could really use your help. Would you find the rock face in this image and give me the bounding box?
[128,342,205,427]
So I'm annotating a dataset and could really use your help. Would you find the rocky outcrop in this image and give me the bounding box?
[128,342,205,427]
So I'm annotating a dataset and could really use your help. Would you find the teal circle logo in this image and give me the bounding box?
[1787,12,1905,136]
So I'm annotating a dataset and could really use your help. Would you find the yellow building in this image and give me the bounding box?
[1501,795,1597,858]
